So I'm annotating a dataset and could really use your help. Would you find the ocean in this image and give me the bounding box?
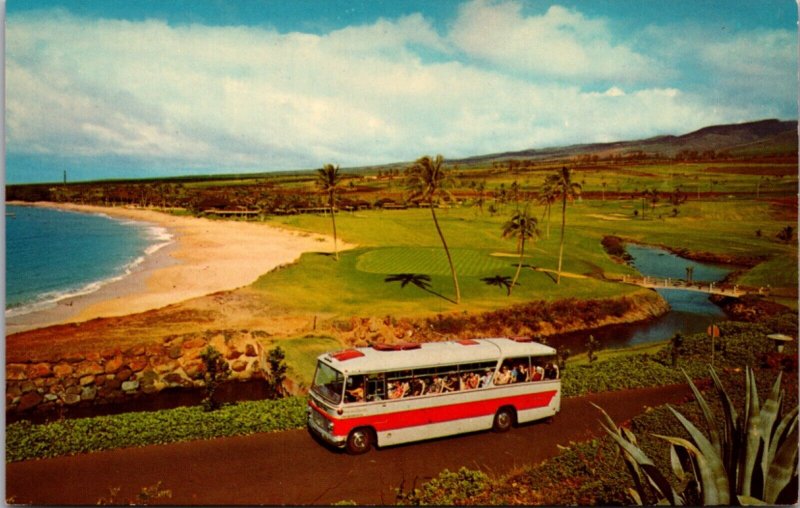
[5,205,172,318]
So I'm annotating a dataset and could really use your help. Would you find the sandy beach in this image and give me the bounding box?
[6,202,349,334]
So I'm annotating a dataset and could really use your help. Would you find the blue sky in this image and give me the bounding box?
[5,0,798,183]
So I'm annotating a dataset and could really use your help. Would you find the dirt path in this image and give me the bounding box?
[6,384,691,505]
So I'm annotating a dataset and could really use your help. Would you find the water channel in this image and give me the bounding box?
[553,243,734,352]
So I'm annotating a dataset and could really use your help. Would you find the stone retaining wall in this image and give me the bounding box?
[6,331,272,414]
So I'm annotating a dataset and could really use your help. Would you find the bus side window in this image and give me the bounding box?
[345,375,366,403]
[366,374,385,401]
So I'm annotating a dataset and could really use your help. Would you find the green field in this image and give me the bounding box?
[252,195,796,319]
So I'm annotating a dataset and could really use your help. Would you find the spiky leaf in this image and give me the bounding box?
[656,434,727,506]
[666,406,730,504]
[764,422,799,503]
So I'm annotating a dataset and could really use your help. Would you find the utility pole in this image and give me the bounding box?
[63,170,67,185]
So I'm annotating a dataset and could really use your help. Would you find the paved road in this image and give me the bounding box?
[6,384,691,505]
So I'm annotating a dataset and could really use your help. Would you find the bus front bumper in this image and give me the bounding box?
[307,406,346,448]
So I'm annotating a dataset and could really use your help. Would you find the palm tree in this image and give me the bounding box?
[537,181,557,239]
[501,207,539,295]
[475,181,486,214]
[406,155,461,304]
[545,166,581,284]
[316,163,343,260]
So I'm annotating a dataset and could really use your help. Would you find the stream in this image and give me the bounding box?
[552,244,733,352]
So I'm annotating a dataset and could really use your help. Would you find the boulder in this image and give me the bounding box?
[231,359,248,372]
[225,348,243,360]
[104,355,124,374]
[145,345,166,357]
[182,338,206,350]
[53,363,74,377]
[163,373,188,387]
[117,368,133,382]
[121,380,139,392]
[20,381,36,394]
[27,363,53,379]
[64,352,85,363]
[80,375,96,386]
[85,352,102,362]
[128,358,148,372]
[18,392,43,411]
[167,346,182,360]
[126,345,146,356]
[63,393,81,405]
[183,361,205,380]
[100,348,121,359]
[6,364,28,381]
[75,361,104,377]
[81,386,97,401]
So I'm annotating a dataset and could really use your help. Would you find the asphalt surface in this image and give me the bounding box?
[6,384,691,505]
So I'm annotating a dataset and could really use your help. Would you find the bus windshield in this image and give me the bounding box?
[312,362,344,404]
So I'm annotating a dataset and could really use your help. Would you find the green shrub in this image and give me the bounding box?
[396,467,490,506]
[6,396,308,462]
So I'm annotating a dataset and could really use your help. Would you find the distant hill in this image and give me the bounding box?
[454,119,798,164]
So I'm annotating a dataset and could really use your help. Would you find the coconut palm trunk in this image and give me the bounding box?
[429,200,461,304]
[556,192,567,284]
[328,189,338,260]
[509,235,526,296]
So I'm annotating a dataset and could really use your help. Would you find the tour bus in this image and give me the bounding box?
[307,337,560,454]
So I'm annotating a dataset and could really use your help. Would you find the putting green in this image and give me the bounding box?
[356,247,515,276]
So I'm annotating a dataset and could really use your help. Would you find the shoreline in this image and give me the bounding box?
[5,202,347,334]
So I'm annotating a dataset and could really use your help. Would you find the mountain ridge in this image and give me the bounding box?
[453,119,797,164]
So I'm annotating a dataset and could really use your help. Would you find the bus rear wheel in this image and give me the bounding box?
[346,428,373,454]
[492,407,515,433]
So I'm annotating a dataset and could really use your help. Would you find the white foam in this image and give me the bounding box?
[6,212,176,319]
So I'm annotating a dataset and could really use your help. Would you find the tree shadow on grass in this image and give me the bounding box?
[526,264,557,284]
[481,275,517,296]
[384,273,456,304]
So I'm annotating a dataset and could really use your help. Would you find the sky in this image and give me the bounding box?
[4,0,798,183]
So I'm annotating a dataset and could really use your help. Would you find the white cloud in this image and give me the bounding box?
[449,1,660,83]
[5,7,788,178]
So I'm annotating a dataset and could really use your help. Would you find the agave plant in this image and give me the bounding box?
[595,367,798,505]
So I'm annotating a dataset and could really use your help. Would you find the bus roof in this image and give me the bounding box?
[319,338,557,374]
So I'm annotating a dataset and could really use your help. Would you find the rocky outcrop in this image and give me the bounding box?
[6,330,273,415]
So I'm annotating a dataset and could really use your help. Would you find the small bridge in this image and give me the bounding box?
[617,274,747,298]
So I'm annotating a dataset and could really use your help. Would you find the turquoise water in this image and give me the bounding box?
[555,244,733,351]
[5,205,172,317]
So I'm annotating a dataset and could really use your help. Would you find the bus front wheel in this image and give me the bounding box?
[492,407,515,433]
[346,428,373,454]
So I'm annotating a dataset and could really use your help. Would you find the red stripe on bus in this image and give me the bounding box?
[311,390,557,437]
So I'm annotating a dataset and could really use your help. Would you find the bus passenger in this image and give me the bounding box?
[410,377,426,397]
[427,375,441,394]
[388,381,406,399]
[509,365,519,383]
[444,374,458,392]
[464,372,479,389]
[544,362,558,380]
[346,383,365,403]
[494,366,511,385]
[516,363,528,383]
[480,369,493,388]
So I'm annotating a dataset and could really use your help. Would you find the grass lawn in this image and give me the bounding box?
[256,197,795,319]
